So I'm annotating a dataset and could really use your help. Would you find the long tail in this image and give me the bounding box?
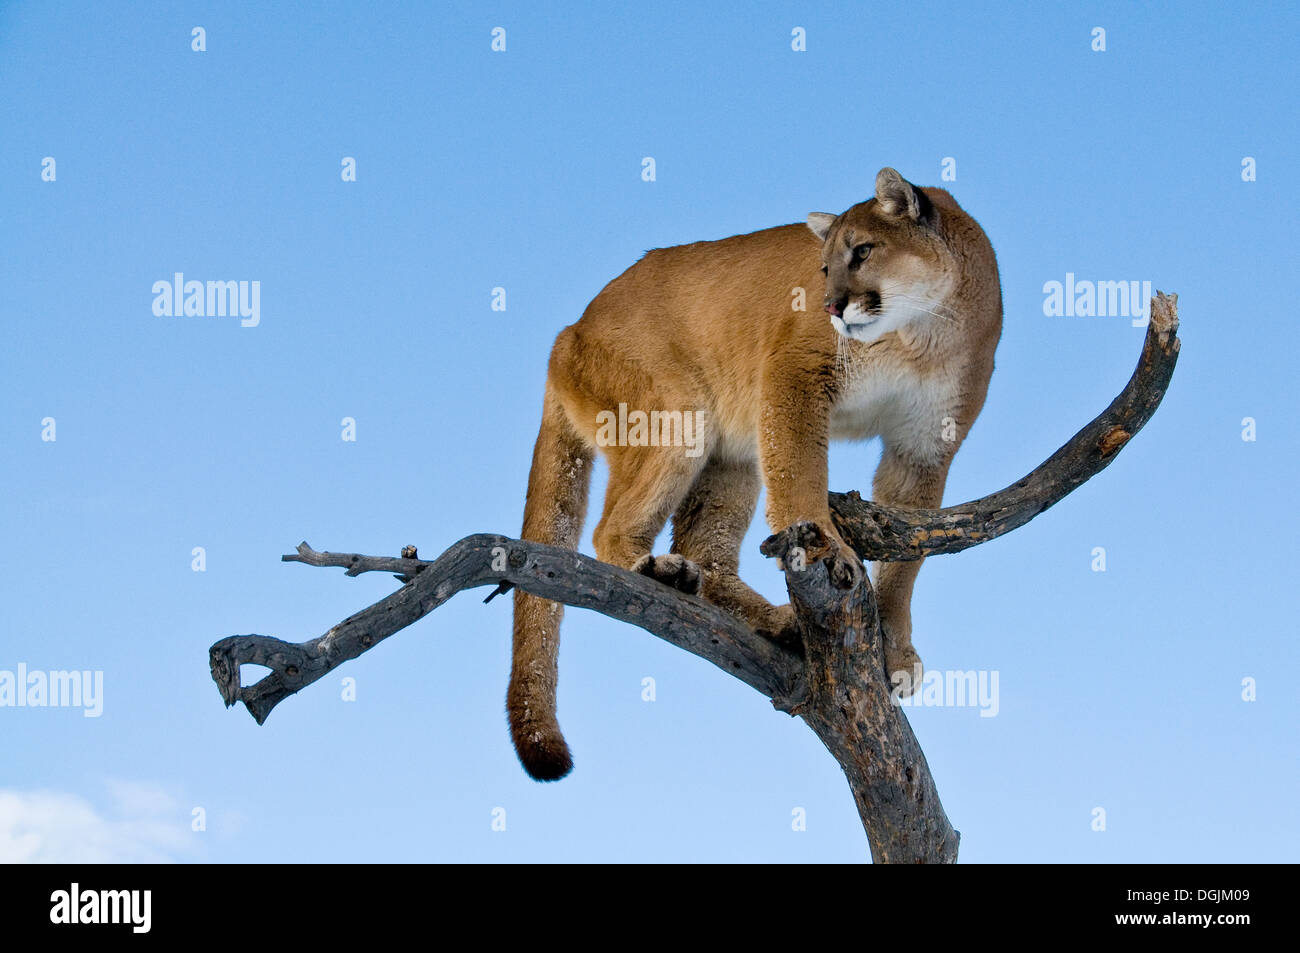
[508,384,593,781]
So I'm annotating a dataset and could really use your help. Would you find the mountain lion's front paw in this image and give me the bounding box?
[632,553,702,595]
[765,521,863,591]
[823,532,864,591]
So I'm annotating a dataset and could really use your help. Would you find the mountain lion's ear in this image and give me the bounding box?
[806,212,836,242]
[875,168,932,222]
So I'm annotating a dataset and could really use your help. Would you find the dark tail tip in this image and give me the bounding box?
[507,694,574,782]
[517,736,574,782]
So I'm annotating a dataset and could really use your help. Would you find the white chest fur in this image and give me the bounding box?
[829,353,956,462]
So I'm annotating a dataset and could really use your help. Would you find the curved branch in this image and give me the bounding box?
[831,291,1181,561]
[210,535,802,725]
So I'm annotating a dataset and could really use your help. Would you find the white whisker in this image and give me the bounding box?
[876,291,956,323]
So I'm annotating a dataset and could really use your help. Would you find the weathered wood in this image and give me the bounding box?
[760,521,959,863]
[211,536,801,725]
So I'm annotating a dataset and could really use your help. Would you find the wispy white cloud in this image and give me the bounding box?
[0,782,194,863]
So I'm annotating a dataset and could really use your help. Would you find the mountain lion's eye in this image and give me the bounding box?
[853,243,874,264]
[820,264,828,275]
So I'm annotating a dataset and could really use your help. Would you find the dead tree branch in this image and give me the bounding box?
[210,292,1181,863]
[760,521,959,861]
[210,537,800,726]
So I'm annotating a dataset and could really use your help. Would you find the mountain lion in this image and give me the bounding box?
[509,168,1002,780]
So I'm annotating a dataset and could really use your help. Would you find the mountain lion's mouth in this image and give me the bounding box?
[831,312,880,341]
[840,291,883,328]
[842,301,881,327]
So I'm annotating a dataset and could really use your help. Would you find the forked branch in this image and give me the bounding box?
[210,536,801,725]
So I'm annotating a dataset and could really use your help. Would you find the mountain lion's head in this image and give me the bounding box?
[807,168,959,343]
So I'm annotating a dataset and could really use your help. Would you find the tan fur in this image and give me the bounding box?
[509,168,1002,780]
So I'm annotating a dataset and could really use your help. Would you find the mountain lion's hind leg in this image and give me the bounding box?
[592,444,706,594]
[670,457,799,644]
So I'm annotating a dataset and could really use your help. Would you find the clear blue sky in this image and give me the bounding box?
[1,0,1295,862]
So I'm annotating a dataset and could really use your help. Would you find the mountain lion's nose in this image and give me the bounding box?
[826,295,848,317]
